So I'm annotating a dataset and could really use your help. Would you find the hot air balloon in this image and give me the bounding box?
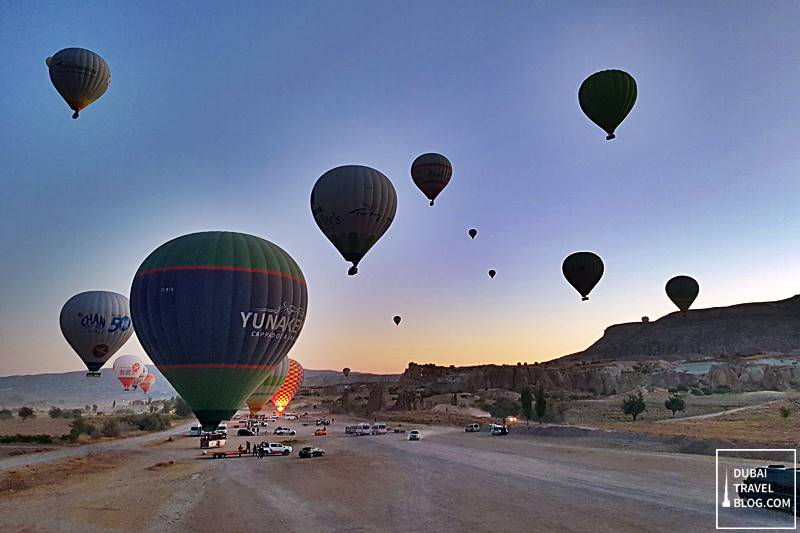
[468,229,477,239]
[45,48,111,119]
[562,252,604,301]
[488,269,496,279]
[245,356,290,416]
[271,359,304,415]
[130,231,308,432]
[393,315,401,326]
[60,291,132,377]
[411,153,452,206]
[311,165,398,275]
[666,276,699,314]
[113,355,145,391]
[342,367,351,378]
[140,373,156,394]
[132,364,147,390]
[578,69,637,140]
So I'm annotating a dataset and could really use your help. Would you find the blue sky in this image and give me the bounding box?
[2,1,800,375]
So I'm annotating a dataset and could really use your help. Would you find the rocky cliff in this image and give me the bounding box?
[395,295,800,399]
[562,295,800,362]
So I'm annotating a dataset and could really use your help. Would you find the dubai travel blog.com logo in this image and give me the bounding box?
[716,449,797,530]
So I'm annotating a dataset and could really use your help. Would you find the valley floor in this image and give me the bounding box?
[0,418,792,532]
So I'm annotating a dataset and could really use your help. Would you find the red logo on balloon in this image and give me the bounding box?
[92,344,109,358]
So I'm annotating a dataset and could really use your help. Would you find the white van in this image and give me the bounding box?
[465,423,481,433]
[371,422,387,435]
[355,423,372,436]
[189,424,203,437]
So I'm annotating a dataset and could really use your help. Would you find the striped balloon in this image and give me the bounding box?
[246,356,290,416]
[411,153,452,206]
[311,165,397,275]
[271,359,304,414]
[578,69,636,140]
[46,48,111,119]
[130,231,308,431]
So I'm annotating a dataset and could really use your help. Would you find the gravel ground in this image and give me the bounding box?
[0,418,791,532]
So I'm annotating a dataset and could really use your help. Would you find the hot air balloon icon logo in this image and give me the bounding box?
[722,470,731,508]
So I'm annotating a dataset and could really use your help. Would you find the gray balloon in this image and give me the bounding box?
[311,165,398,275]
[60,291,132,376]
[46,48,111,119]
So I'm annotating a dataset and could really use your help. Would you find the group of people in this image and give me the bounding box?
[236,440,270,458]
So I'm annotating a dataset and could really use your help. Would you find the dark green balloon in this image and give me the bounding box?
[562,252,604,301]
[579,69,637,140]
[666,275,699,314]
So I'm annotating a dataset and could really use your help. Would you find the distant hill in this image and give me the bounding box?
[0,368,397,409]
[559,295,800,363]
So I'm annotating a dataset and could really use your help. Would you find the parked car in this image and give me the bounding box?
[285,414,298,420]
[189,424,203,437]
[371,423,387,435]
[316,418,331,426]
[314,427,327,436]
[465,423,481,433]
[490,424,509,436]
[265,442,293,455]
[408,430,421,441]
[299,446,325,458]
[273,427,297,436]
[354,423,372,436]
[237,428,255,436]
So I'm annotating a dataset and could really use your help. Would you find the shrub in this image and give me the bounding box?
[49,407,63,418]
[70,417,97,437]
[676,385,689,392]
[690,388,703,396]
[622,392,646,421]
[0,409,13,420]
[667,388,678,394]
[701,387,712,396]
[18,407,35,420]
[0,434,53,444]
[123,413,171,432]
[101,419,121,437]
[174,396,193,417]
[779,406,792,419]
[489,398,521,419]
[664,394,686,417]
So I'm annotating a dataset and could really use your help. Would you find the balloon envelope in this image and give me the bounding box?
[578,69,636,140]
[130,231,308,431]
[60,291,132,376]
[113,355,144,391]
[140,373,156,394]
[666,276,699,313]
[342,367,351,378]
[245,356,290,416]
[393,315,401,325]
[271,359,304,414]
[411,153,452,206]
[488,270,496,278]
[562,252,604,300]
[46,48,111,119]
[468,229,477,239]
[311,165,397,275]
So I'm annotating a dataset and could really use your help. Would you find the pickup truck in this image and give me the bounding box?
[266,442,293,456]
[273,427,297,436]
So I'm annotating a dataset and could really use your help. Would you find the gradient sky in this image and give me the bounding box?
[2,1,800,376]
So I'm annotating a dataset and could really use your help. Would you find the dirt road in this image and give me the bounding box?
[0,419,791,532]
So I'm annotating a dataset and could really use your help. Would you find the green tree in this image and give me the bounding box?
[664,394,686,418]
[622,392,646,421]
[48,406,63,419]
[520,388,533,426]
[174,396,193,417]
[489,397,520,420]
[534,385,547,424]
[100,419,120,437]
[92,404,98,413]
[18,407,35,420]
[0,409,13,420]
